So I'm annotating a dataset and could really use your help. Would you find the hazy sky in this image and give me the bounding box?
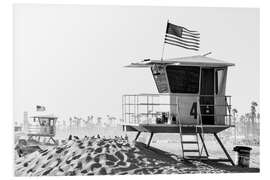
[14,4,259,122]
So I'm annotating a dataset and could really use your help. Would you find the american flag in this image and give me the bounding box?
[36,105,46,111]
[164,22,200,51]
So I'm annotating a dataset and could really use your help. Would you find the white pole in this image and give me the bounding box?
[161,20,169,61]
[161,43,166,61]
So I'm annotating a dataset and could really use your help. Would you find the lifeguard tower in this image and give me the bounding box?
[27,115,58,145]
[122,55,235,165]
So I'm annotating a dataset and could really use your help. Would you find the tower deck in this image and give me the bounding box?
[123,124,234,134]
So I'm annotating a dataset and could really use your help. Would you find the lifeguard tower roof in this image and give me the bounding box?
[125,55,235,68]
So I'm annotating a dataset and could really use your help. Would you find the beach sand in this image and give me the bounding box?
[14,135,259,176]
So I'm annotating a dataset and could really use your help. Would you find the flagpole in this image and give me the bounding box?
[161,42,166,61]
[161,20,169,61]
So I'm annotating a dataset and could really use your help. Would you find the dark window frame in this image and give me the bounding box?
[166,65,200,94]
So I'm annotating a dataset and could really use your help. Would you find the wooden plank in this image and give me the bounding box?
[183,149,200,152]
[181,141,198,144]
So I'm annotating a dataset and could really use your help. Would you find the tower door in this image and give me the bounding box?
[200,68,215,125]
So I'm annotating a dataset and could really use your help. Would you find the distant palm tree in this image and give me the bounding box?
[251,101,258,137]
[257,112,260,137]
[232,108,238,123]
[62,120,66,130]
[69,117,73,129]
[97,117,102,125]
[84,115,94,128]
[257,113,260,121]
[239,115,245,138]
[245,113,251,139]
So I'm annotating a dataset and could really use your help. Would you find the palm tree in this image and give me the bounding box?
[69,117,73,129]
[62,120,66,130]
[84,115,94,128]
[107,115,112,126]
[251,101,258,137]
[97,117,102,125]
[245,113,251,139]
[257,112,260,137]
[239,115,245,138]
[107,115,117,126]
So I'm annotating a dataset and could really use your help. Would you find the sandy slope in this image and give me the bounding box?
[15,136,258,176]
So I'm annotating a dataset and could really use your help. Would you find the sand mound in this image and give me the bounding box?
[15,136,228,176]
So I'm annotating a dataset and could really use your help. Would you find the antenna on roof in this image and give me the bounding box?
[202,52,212,56]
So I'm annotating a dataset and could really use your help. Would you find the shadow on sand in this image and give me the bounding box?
[137,142,259,173]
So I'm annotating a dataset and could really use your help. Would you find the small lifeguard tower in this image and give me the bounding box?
[122,55,235,165]
[27,115,58,145]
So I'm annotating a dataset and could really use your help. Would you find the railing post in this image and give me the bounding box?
[225,96,227,125]
[225,96,232,126]
[177,95,181,125]
[147,95,149,124]
[151,96,154,120]
[197,96,199,125]
[137,95,139,124]
[128,95,130,124]
[133,95,136,124]
[229,96,232,125]
[124,96,126,124]
[122,95,124,125]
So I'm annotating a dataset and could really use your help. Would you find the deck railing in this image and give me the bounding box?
[27,125,56,136]
[122,93,232,126]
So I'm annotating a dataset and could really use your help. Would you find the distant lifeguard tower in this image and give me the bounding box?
[27,115,58,145]
[122,55,235,165]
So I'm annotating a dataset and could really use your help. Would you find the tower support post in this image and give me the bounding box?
[147,132,154,148]
[214,133,235,166]
[135,131,141,141]
[199,133,209,157]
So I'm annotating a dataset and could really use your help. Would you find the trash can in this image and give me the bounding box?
[233,146,252,168]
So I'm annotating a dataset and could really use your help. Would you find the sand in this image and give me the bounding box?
[14,135,259,176]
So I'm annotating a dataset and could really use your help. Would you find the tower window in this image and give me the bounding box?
[166,66,200,93]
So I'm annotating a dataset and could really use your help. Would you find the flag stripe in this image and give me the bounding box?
[165,38,200,49]
[181,35,200,42]
[182,32,200,38]
[182,29,200,36]
[165,41,199,51]
[165,37,200,48]
[182,33,200,39]
[183,27,199,34]
[165,34,200,45]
